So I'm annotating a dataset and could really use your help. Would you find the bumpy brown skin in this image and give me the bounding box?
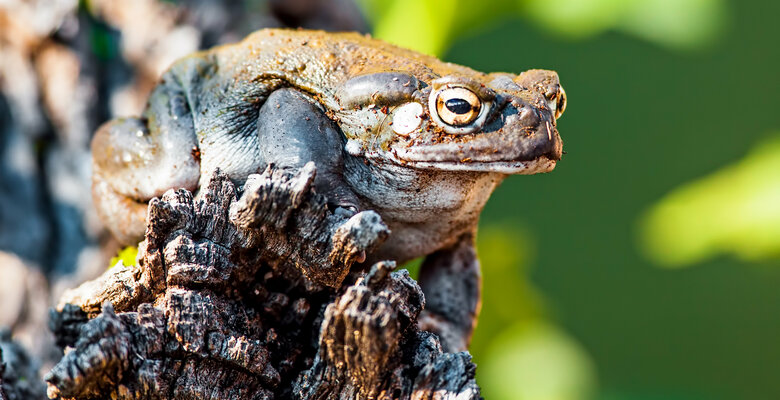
[91,29,566,352]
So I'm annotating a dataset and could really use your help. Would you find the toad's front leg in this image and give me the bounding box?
[417,233,481,352]
[256,88,360,213]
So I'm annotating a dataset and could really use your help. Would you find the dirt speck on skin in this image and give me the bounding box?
[191,146,201,163]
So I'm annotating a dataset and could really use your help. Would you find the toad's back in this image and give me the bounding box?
[205,29,486,102]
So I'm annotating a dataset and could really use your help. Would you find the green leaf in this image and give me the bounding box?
[639,133,780,267]
[481,320,597,400]
[522,0,726,50]
[358,0,515,56]
[109,246,138,269]
[359,0,726,56]
[521,0,630,37]
[617,0,726,50]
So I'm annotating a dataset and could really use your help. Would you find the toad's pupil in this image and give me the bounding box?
[444,98,473,114]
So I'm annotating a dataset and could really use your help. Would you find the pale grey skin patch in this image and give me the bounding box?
[91,57,565,352]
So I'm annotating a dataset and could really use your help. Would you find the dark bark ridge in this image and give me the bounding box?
[46,164,481,399]
[0,347,4,400]
[0,330,46,400]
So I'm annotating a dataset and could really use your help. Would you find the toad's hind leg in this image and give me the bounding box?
[91,72,200,245]
[256,88,359,212]
[417,233,481,353]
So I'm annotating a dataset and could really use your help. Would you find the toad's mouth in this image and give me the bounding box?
[392,155,559,174]
[384,120,563,175]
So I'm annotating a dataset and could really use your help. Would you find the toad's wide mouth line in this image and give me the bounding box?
[397,156,558,175]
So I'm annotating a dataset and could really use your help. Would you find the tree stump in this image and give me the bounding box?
[45,164,481,399]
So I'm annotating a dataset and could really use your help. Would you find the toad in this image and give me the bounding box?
[91,29,566,352]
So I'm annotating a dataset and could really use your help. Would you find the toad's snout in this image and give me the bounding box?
[488,75,563,164]
[512,69,565,161]
[496,100,562,162]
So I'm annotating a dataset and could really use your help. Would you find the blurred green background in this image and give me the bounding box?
[359,0,780,399]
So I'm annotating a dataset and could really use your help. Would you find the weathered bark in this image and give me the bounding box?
[0,331,46,400]
[294,262,480,400]
[0,346,6,400]
[46,165,481,399]
[0,0,369,349]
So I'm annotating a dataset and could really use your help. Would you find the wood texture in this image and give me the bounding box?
[46,165,481,399]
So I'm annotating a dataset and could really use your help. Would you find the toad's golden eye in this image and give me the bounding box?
[555,86,567,120]
[435,87,481,126]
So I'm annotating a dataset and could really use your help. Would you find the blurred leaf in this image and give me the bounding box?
[616,0,726,50]
[471,225,599,399]
[470,225,547,360]
[481,320,597,400]
[81,0,121,61]
[109,246,138,269]
[400,256,423,280]
[476,225,545,322]
[521,0,631,37]
[475,226,597,398]
[639,133,780,267]
[362,0,457,56]
[597,391,714,400]
[358,0,515,56]
[522,0,725,49]
[359,0,725,56]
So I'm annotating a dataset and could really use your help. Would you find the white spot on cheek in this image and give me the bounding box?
[345,139,363,156]
[392,102,423,136]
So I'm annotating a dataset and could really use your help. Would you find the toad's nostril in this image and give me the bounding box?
[517,105,539,125]
[513,69,565,120]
